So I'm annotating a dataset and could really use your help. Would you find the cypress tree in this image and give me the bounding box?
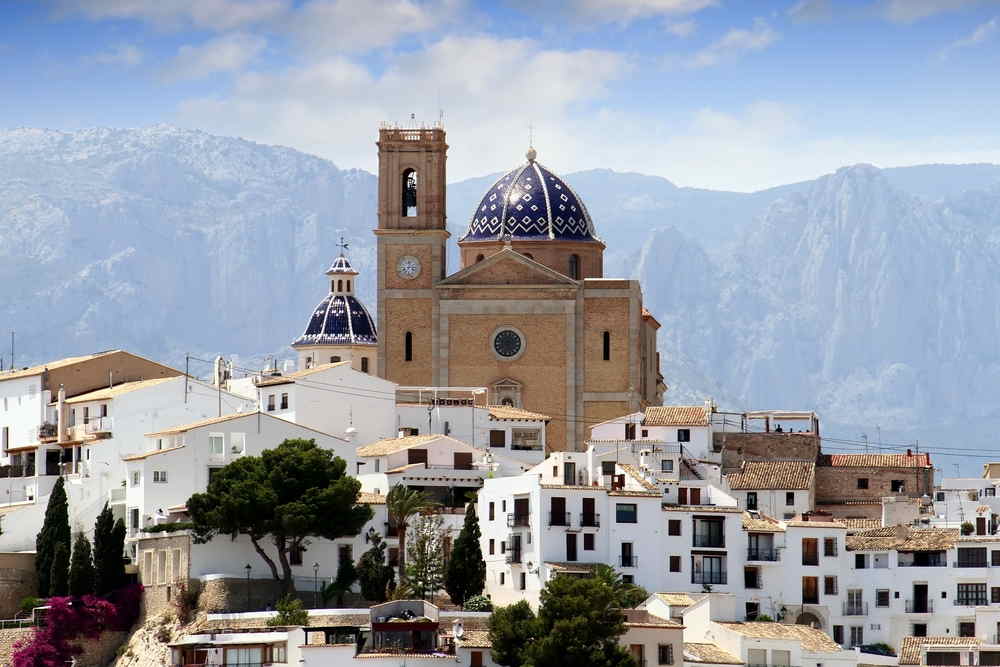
[93,503,116,594]
[69,532,96,597]
[445,503,486,607]
[50,541,70,597]
[35,476,71,597]
[109,517,127,591]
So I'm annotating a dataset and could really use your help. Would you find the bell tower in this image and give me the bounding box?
[374,124,449,384]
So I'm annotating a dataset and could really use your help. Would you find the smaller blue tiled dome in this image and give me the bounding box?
[462,149,600,243]
[292,294,377,347]
[326,255,357,274]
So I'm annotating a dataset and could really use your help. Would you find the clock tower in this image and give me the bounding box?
[374,124,449,385]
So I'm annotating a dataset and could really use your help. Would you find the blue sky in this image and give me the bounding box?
[2,0,1000,190]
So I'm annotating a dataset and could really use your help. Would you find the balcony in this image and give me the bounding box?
[954,598,988,607]
[86,417,113,435]
[506,549,522,564]
[842,602,869,616]
[619,555,638,568]
[693,535,725,549]
[692,571,727,585]
[548,511,570,527]
[746,549,781,562]
[580,513,600,528]
[899,560,945,567]
[2,463,36,478]
[507,513,530,529]
[37,422,57,441]
[954,561,989,568]
[905,600,933,613]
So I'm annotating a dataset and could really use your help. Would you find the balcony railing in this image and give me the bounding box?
[58,462,83,476]
[954,561,989,568]
[692,571,727,585]
[899,560,945,567]
[86,416,113,434]
[842,602,869,616]
[507,513,530,528]
[619,555,638,568]
[580,513,600,528]
[745,576,762,590]
[2,464,36,478]
[746,549,781,562]
[693,535,725,548]
[548,512,570,527]
[905,600,934,613]
[506,550,522,564]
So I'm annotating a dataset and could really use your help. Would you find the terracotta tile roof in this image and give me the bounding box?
[841,518,882,532]
[622,609,681,628]
[984,463,1000,479]
[727,460,815,490]
[619,463,658,492]
[0,350,120,381]
[545,561,598,574]
[146,411,256,436]
[716,622,841,652]
[641,308,662,329]
[684,643,745,665]
[65,377,176,403]
[456,629,491,648]
[661,505,742,514]
[255,361,351,387]
[487,404,550,421]
[819,453,931,468]
[201,612,370,631]
[899,636,981,665]
[846,527,958,552]
[609,490,662,497]
[653,592,698,606]
[357,434,440,457]
[643,406,710,427]
[358,492,386,505]
[122,445,186,462]
[742,511,785,533]
[784,519,847,529]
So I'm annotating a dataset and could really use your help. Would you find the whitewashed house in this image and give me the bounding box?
[725,460,816,520]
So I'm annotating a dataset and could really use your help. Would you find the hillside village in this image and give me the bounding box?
[3,126,997,667]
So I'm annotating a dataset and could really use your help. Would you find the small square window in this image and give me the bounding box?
[857,478,869,490]
[677,429,690,442]
[669,555,681,572]
[891,480,904,493]
[616,503,638,523]
[668,519,681,536]
[658,644,674,665]
[584,534,595,550]
[876,590,890,607]
[786,491,795,506]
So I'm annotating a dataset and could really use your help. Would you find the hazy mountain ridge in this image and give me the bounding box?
[4,125,1000,450]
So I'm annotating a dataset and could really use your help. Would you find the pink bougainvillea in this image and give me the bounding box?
[12,585,143,667]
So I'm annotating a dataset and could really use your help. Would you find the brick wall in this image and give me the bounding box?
[814,465,933,504]
[715,432,820,473]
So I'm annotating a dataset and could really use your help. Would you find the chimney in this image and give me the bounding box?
[56,384,66,444]
[907,448,912,457]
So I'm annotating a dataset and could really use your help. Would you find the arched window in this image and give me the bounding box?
[569,253,580,279]
[337,279,343,292]
[361,357,369,373]
[405,331,413,362]
[476,254,485,263]
[402,168,418,217]
[602,331,611,361]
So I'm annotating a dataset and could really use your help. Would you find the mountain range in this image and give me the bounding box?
[3,125,1000,471]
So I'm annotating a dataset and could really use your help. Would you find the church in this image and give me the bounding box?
[372,125,665,452]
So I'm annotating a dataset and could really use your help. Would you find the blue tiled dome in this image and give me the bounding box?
[462,153,600,242]
[292,294,377,347]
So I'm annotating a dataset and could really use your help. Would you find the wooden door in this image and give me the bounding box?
[582,497,596,525]
[678,487,688,505]
[550,497,567,526]
[690,488,701,505]
[566,533,578,561]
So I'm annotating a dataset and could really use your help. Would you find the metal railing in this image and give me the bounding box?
[506,550,522,564]
[692,571,727,585]
[899,560,945,567]
[745,575,762,589]
[86,416,113,434]
[905,600,933,613]
[842,602,868,616]
[548,511,570,527]
[580,513,600,528]
[619,555,638,567]
[2,464,35,478]
[954,598,988,606]
[746,549,780,562]
[954,561,989,568]
[693,535,725,548]
[507,513,530,528]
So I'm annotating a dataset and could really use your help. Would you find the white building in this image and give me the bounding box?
[590,403,720,462]
[726,460,816,520]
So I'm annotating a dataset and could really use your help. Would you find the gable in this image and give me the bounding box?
[439,248,578,287]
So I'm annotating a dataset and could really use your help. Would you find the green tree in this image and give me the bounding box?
[68,532,96,597]
[49,541,70,597]
[265,594,309,627]
[523,575,634,667]
[445,504,486,607]
[35,476,71,597]
[356,534,394,603]
[405,514,445,600]
[489,600,537,667]
[592,563,649,608]
[93,503,125,595]
[321,550,358,607]
[386,486,435,585]
[187,439,372,596]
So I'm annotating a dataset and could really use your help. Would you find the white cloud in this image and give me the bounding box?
[176,36,628,179]
[573,0,716,22]
[687,18,777,68]
[665,19,697,36]
[89,43,143,66]
[286,0,462,53]
[53,0,290,30]
[164,33,267,80]
[940,16,998,57]
[788,0,833,22]
[881,0,989,23]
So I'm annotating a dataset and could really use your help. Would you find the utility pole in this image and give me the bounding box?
[184,354,189,404]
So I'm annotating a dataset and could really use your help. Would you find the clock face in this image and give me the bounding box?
[397,256,421,279]
[493,329,523,358]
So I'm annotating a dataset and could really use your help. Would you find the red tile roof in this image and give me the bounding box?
[820,453,931,468]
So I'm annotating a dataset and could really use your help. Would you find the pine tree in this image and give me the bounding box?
[50,541,70,597]
[35,476,71,597]
[445,504,486,607]
[93,503,115,595]
[405,514,445,600]
[69,532,96,597]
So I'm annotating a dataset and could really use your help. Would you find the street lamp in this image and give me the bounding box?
[313,562,320,609]
[244,563,251,611]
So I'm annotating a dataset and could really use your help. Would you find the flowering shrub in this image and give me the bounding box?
[12,584,143,667]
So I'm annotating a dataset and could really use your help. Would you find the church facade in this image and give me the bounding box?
[374,126,664,451]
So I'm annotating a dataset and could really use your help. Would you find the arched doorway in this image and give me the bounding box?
[795,611,822,629]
